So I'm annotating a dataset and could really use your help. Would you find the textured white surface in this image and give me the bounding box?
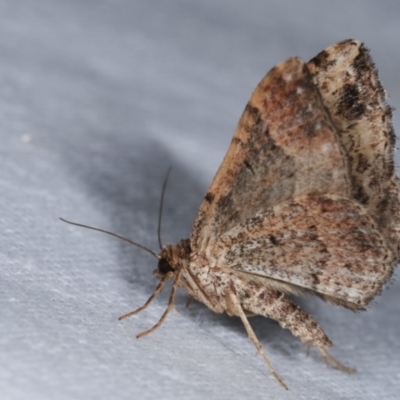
[1,1,400,399]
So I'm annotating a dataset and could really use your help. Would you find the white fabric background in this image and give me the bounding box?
[1,1,399,399]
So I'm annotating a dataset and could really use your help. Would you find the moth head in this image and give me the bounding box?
[156,240,191,277]
[157,246,175,275]
[156,243,183,276]
[157,257,174,274]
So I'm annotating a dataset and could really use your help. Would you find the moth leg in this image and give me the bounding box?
[183,267,224,313]
[185,295,193,308]
[240,286,355,373]
[318,348,356,373]
[136,267,184,339]
[226,283,288,390]
[244,309,256,317]
[119,272,173,320]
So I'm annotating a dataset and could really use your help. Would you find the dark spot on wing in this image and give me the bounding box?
[337,83,366,119]
[232,137,242,145]
[244,160,255,175]
[244,103,263,125]
[387,124,396,149]
[351,43,375,77]
[309,50,336,70]
[353,183,370,205]
[216,194,231,212]
[338,39,358,46]
[205,192,214,204]
[269,235,278,245]
[355,152,369,174]
[240,103,267,138]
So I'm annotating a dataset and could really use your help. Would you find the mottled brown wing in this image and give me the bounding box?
[189,41,400,309]
[191,57,351,251]
[209,194,395,310]
[308,39,400,256]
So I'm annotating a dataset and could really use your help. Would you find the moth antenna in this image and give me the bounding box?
[60,218,158,258]
[157,166,172,250]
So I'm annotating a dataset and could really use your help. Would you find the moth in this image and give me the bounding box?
[62,39,400,389]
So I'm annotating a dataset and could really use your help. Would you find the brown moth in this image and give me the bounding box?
[63,39,400,389]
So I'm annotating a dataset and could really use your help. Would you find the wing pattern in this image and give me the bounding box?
[190,40,399,310]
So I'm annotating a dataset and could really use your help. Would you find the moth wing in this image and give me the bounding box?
[189,41,399,311]
[191,57,351,251]
[308,39,400,254]
[210,195,395,310]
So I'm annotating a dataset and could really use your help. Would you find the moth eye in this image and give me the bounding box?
[158,258,174,274]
